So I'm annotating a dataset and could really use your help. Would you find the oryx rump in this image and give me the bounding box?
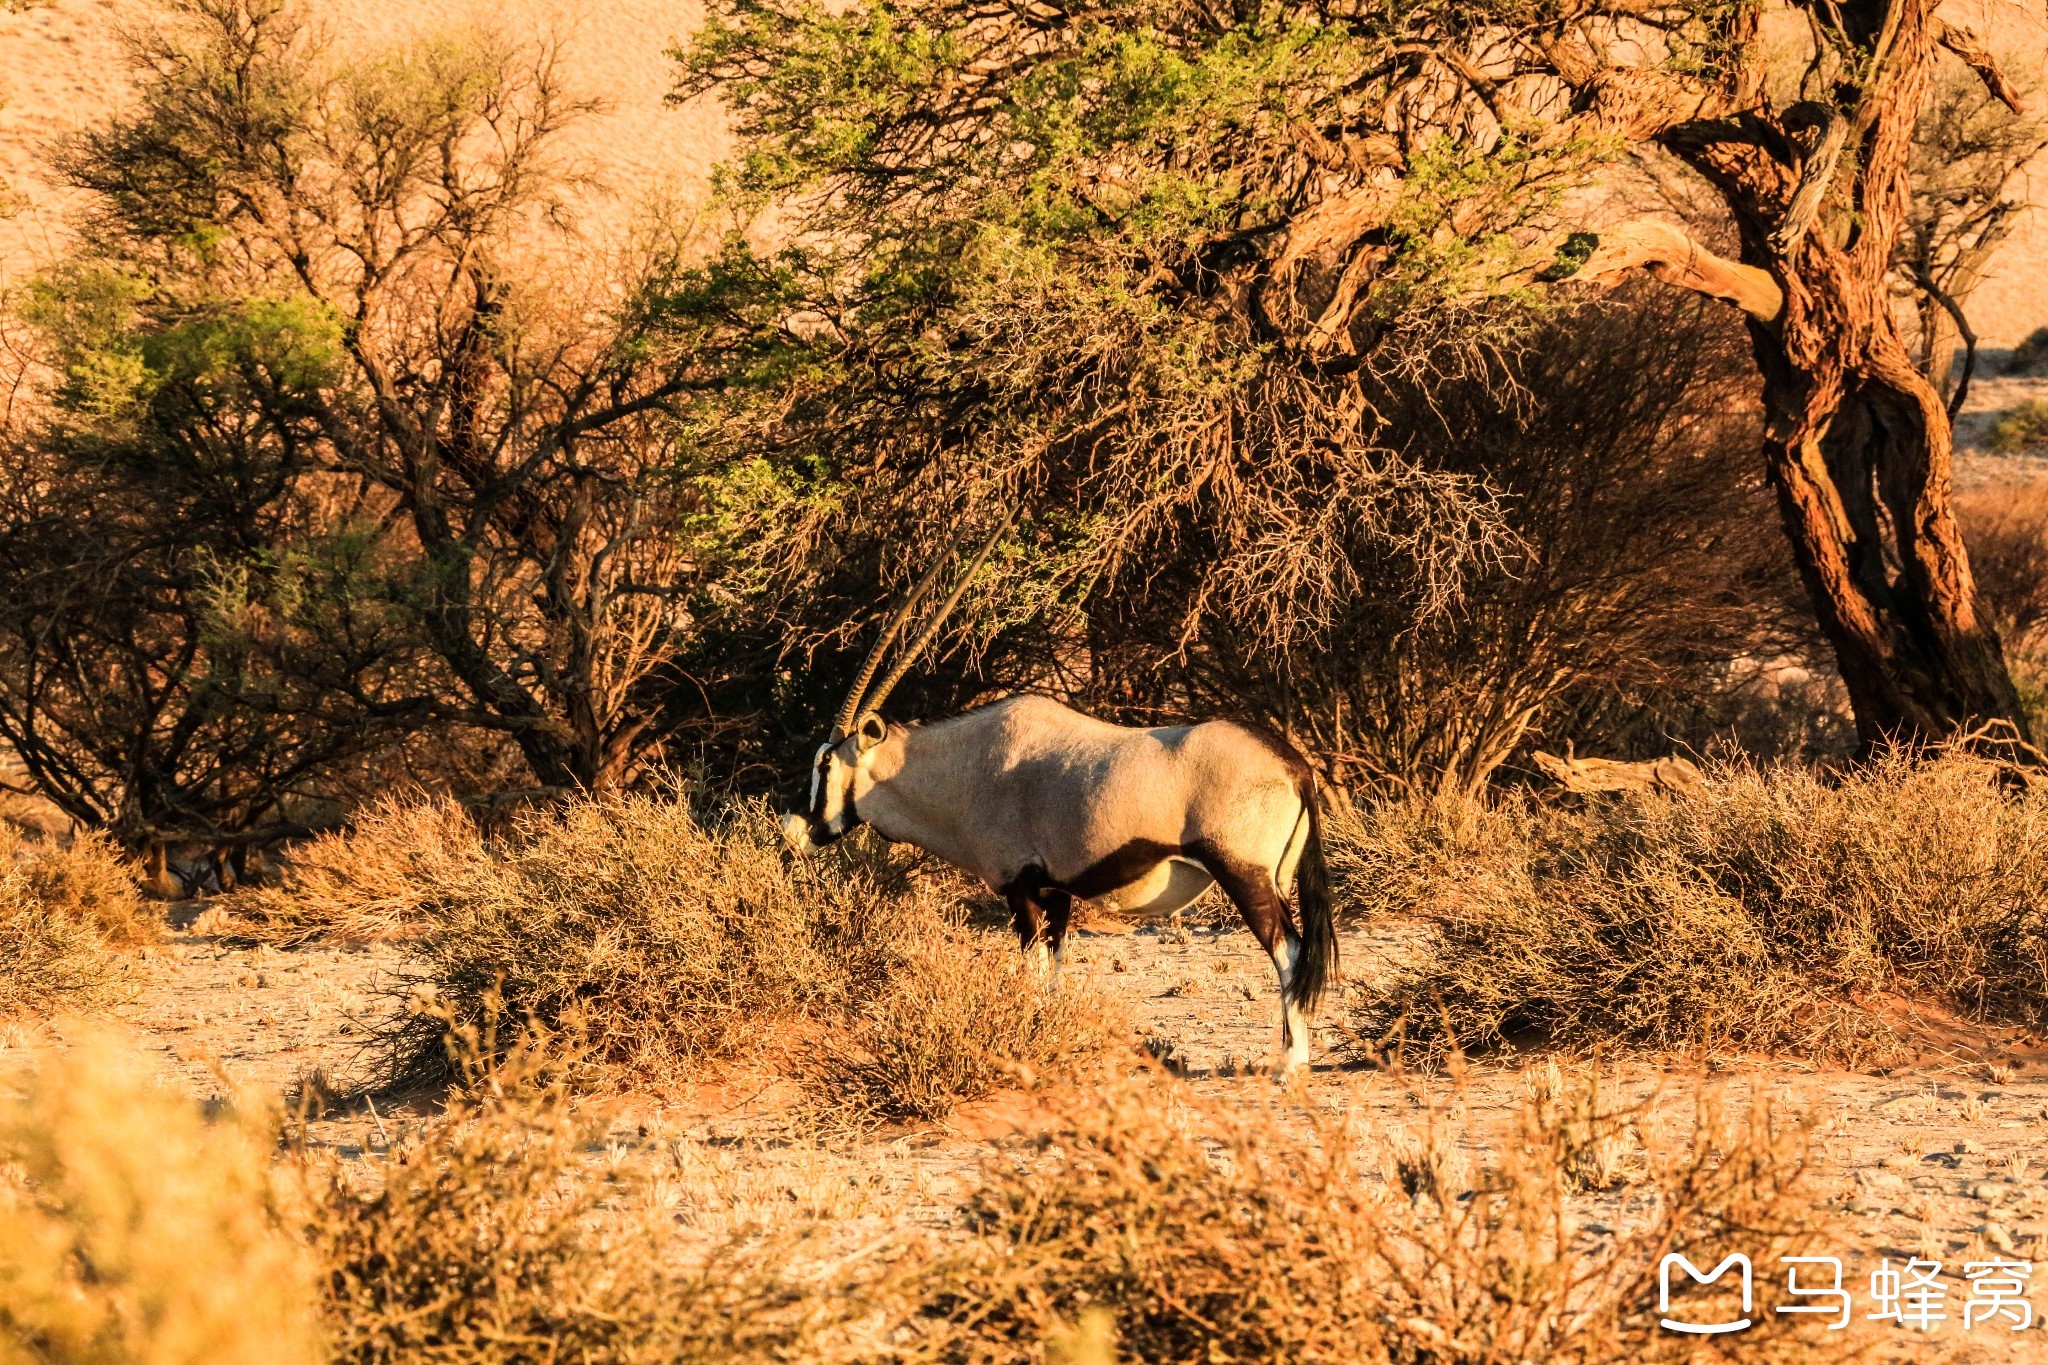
[784,525,1337,1074]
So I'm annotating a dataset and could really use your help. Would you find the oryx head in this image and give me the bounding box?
[782,711,894,852]
[783,510,1013,854]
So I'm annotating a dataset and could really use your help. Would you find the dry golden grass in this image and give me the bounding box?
[301,1029,823,1365]
[221,796,488,948]
[12,832,153,946]
[890,1067,1856,1365]
[803,935,1130,1125]
[379,797,934,1088]
[0,900,121,1020]
[0,1026,323,1365]
[0,833,151,1018]
[239,791,1128,1121]
[0,1026,1860,1365]
[1338,750,2048,1062]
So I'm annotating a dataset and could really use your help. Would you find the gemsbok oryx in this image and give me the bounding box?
[782,523,1338,1075]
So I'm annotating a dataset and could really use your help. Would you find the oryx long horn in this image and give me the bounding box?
[860,508,1017,719]
[832,537,960,739]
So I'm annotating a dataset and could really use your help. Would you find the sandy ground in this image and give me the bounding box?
[0,896,2039,1360]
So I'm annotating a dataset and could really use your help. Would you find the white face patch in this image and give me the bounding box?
[809,743,830,815]
[809,740,858,838]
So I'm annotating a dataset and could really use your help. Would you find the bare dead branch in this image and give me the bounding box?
[1933,18,2026,116]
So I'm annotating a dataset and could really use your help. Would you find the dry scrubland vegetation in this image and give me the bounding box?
[0,833,150,1019]
[7,0,2048,1359]
[11,756,2048,1358]
[1343,751,2048,1064]
[0,1015,1863,1365]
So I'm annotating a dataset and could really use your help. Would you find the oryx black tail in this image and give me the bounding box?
[1288,779,1337,1013]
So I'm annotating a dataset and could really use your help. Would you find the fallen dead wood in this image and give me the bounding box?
[1531,748,1705,796]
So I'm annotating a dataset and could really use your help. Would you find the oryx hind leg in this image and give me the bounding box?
[1198,845,1311,1079]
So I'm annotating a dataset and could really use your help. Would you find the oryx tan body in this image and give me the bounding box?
[791,695,1337,1074]
[853,697,1310,917]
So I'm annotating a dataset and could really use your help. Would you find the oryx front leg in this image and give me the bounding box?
[1003,876,1060,986]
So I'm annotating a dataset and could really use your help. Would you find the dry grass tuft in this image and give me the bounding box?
[222,796,487,948]
[897,1071,1855,1364]
[1338,750,2048,1062]
[0,900,124,1020]
[13,831,154,946]
[368,795,1128,1120]
[0,833,152,1018]
[0,1026,323,1365]
[301,1027,824,1364]
[803,937,1130,1124]
[381,797,935,1088]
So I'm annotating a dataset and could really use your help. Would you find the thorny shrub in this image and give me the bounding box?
[222,796,489,948]
[379,797,935,1087]
[354,794,1131,1123]
[803,936,1129,1125]
[0,1027,322,1365]
[1,1029,1864,1365]
[1337,750,2048,1062]
[897,1070,1858,1364]
[301,1024,821,1365]
[0,833,151,1018]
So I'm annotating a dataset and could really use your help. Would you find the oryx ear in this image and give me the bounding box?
[855,712,888,752]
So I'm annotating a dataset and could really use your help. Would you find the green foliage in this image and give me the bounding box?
[666,0,1648,690]
[1990,399,2048,453]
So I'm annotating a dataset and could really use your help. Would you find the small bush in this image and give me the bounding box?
[0,899,125,1019]
[805,937,1130,1124]
[0,833,149,1018]
[1989,398,2048,452]
[13,832,153,946]
[222,796,488,947]
[2005,325,2048,374]
[1339,751,2048,1062]
[0,1027,323,1365]
[293,792,1133,1117]
[303,1030,821,1364]
[897,1072,1855,1364]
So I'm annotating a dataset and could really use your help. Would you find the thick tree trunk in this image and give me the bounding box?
[1649,0,2032,750]
[1745,278,2027,748]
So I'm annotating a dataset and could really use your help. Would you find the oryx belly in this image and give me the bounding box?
[1089,855,1214,918]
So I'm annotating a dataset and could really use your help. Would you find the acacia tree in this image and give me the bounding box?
[21,0,729,814]
[1082,291,1808,796]
[682,0,2034,751]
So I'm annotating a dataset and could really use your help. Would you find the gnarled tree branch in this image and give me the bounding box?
[1556,218,1785,323]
